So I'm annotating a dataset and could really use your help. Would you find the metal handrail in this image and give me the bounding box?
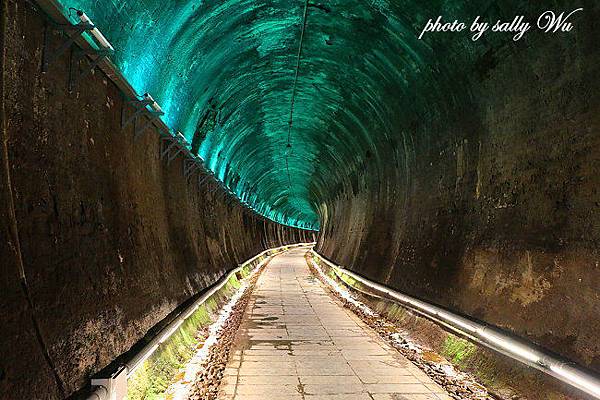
[309,250,600,399]
[86,243,315,399]
[124,242,314,376]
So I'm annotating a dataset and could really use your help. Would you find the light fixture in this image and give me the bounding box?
[42,8,115,77]
[176,131,188,145]
[76,11,115,51]
[143,93,164,115]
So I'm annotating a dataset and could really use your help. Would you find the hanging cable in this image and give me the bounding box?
[285,0,311,192]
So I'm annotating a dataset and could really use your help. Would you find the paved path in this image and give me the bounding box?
[219,248,451,400]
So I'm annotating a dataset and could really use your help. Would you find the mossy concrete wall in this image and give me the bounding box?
[0,2,311,399]
[316,3,600,377]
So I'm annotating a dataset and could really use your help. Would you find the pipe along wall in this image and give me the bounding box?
[0,2,311,399]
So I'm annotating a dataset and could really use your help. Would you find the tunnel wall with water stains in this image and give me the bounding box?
[0,2,312,398]
[316,5,600,378]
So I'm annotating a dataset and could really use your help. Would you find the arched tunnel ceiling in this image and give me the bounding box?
[56,0,516,230]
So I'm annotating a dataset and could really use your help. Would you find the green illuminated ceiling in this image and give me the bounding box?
[55,0,521,230]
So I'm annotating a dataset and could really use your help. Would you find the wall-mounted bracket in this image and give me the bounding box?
[42,21,95,72]
[68,48,112,92]
[166,145,185,166]
[197,174,210,188]
[183,159,199,180]
[159,136,186,166]
[159,137,177,160]
[221,190,232,202]
[121,99,164,140]
[226,196,237,206]
[208,182,221,195]
[121,98,152,128]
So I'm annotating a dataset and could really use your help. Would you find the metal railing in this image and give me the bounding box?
[87,243,315,400]
[309,250,600,400]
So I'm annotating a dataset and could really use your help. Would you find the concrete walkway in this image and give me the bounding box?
[219,248,451,400]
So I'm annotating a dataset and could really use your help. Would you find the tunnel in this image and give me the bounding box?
[1,0,599,399]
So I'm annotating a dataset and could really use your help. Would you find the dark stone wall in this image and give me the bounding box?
[317,3,600,377]
[0,2,311,399]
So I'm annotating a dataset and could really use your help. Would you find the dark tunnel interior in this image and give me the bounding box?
[1,0,599,399]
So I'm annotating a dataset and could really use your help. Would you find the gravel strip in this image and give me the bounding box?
[188,263,267,400]
[307,257,499,400]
